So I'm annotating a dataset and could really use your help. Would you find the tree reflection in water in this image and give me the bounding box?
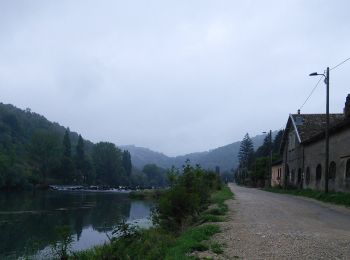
[0,191,153,258]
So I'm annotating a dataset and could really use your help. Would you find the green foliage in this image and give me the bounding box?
[236,130,284,188]
[154,162,221,232]
[201,185,233,222]
[60,129,75,184]
[266,187,350,207]
[51,225,73,260]
[73,227,175,260]
[92,142,125,186]
[75,135,94,184]
[142,164,167,187]
[0,103,147,190]
[211,242,224,254]
[238,133,254,169]
[122,150,132,177]
[164,224,220,260]
[76,184,233,260]
[29,129,61,184]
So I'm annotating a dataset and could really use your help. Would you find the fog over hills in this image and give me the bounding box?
[121,133,275,172]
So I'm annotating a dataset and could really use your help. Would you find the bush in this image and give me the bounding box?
[154,162,222,232]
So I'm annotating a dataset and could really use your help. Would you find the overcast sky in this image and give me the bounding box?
[1,1,350,156]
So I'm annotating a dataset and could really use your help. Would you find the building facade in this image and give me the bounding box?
[280,94,350,192]
[271,160,283,187]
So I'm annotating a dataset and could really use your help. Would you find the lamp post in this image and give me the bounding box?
[309,67,330,193]
[263,130,272,188]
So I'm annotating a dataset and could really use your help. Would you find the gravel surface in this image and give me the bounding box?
[214,183,350,260]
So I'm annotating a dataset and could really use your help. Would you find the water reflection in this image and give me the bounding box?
[0,191,153,258]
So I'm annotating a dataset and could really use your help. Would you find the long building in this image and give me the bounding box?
[279,94,350,192]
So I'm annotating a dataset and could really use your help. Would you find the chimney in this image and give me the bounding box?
[344,94,350,118]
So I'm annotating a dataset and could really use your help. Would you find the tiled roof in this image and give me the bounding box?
[290,113,345,142]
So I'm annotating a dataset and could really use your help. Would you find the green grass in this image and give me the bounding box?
[211,185,234,205]
[265,187,350,207]
[210,242,224,254]
[165,224,220,260]
[200,185,234,222]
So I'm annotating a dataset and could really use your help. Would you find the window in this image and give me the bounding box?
[297,168,302,184]
[316,164,322,182]
[291,169,295,183]
[305,167,310,185]
[329,161,336,180]
[346,159,350,179]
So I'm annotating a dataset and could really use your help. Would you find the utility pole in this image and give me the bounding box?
[309,67,330,193]
[325,67,330,193]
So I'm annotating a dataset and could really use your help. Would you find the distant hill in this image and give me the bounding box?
[121,133,275,172]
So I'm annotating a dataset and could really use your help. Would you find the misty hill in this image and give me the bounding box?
[0,103,94,152]
[121,133,273,172]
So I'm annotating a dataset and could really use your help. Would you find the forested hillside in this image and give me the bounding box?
[0,103,134,190]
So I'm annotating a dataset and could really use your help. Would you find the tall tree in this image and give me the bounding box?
[238,133,254,169]
[75,135,85,183]
[29,130,60,184]
[254,135,271,158]
[60,129,74,183]
[92,142,123,186]
[122,150,132,177]
[273,130,284,154]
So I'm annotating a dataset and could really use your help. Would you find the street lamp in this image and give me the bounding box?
[309,67,330,193]
[263,130,272,188]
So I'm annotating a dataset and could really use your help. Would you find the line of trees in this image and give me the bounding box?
[234,130,284,187]
[0,103,168,191]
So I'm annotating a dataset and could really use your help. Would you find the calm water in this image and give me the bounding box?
[0,191,154,259]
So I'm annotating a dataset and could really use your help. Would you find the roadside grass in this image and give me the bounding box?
[265,187,350,207]
[166,185,233,258]
[200,185,234,223]
[210,242,224,254]
[165,224,220,260]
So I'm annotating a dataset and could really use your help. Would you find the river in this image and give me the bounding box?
[0,190,154,259]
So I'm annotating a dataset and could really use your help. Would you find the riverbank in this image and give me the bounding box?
[73,184,233,259]
[128,189,166,200]
[265,187,350,207]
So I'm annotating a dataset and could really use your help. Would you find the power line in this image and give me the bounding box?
[299,76,323,110]
[330,57,350,71]
[298,56,349,111]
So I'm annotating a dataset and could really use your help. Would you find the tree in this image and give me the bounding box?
[142,164,166,187]
[60,129,75,183]
[92,142,123,186]
[273,130,284,154]
[75,135,85,183]
[29,130,60,184]
[122,150,132,177]
[238,133,254,169]
[255,135,271,158]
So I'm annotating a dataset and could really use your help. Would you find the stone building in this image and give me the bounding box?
[280,94,350,192]
[271,160,283,187]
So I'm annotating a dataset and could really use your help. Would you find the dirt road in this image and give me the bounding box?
[215,184,350,259]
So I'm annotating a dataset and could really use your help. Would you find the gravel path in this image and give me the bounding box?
[215,183,350,260]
